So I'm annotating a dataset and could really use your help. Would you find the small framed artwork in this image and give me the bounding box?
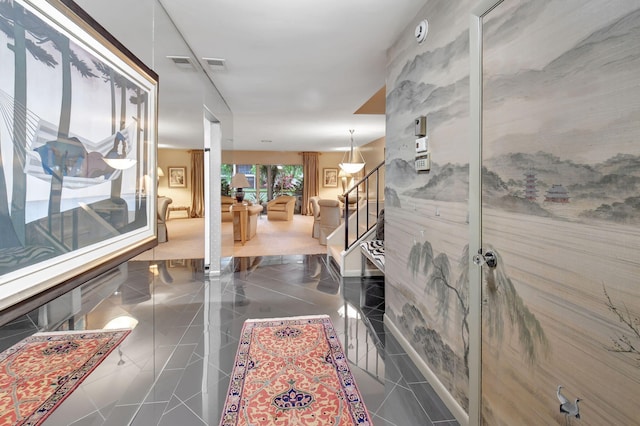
[323,168,338,187]
[168,167,186,188]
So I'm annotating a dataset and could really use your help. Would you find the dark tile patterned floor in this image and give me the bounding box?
[0,254,459,425]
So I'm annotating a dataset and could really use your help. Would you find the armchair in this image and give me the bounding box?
[221,195,235,222]
[267,195,296,221]
[309,196,321,238]
[318,199,340,245]
[157,196,173,243]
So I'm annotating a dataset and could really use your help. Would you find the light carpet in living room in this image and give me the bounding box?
[134,215,326,261]
[229,214,327,257]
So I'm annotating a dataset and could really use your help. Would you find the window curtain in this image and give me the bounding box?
[190,150,204,218]
[301,152,319,215]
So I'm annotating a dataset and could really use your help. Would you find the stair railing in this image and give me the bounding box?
[342,161,384,251]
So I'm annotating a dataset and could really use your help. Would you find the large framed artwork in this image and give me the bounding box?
[0,0,159,319]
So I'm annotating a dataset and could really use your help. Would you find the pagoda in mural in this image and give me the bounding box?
[544,184,570,203]
[523,170,538,201]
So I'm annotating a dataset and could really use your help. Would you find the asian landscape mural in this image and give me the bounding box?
[0,0,154,283]
[384,0,639,424]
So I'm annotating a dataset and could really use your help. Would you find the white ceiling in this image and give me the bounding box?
[78,0,425,152]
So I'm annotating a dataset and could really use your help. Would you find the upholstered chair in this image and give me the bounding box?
[318,199,341,245]
[267,195,296,221]
[221,195,235,222]
[157,196,173,243]
[309,196,321,238]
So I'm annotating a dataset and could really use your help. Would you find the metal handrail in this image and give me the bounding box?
[342,161,384,251]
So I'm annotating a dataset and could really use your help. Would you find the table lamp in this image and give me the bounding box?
[338,169,350,193]
[231,173,251,202]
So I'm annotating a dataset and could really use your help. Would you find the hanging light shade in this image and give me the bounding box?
[102,158,137,170]
[339,129,365,174]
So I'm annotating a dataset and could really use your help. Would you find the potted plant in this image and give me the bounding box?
[221,178,230,196]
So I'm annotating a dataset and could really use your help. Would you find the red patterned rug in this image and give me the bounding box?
[0,329,130,425]
[220,315,372,425]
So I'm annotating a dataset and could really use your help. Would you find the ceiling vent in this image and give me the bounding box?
[203,57,226,69]
[167,56,195,69]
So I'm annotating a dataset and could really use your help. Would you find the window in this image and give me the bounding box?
[222,163,304,212]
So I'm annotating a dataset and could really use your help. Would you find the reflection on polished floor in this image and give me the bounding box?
[0,255,459,426]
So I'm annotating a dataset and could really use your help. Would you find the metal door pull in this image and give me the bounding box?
[473,249,497,268]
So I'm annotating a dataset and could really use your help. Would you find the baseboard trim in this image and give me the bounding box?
[384,314,469,426]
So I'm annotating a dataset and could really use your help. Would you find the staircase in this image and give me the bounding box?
[327,162,384,277]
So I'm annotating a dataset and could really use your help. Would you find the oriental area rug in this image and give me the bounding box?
[0,329,130,425]
[220,315,372,426]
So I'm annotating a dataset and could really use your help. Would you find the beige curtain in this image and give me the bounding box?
[190,150,204,217]
[301,152,319,215]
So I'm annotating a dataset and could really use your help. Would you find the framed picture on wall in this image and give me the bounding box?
[168,167,187,187]
[323,168,338,187]
[0,0,159,314]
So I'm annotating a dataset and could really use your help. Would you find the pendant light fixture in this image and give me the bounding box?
[339,129,365,174]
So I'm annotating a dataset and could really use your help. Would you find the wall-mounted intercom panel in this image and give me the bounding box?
[414,115,430,172]
[416,136,428,153]
[415,153,431,172]
[415,116,427,137]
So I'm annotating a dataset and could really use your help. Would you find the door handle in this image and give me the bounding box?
[473,249,497,269]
